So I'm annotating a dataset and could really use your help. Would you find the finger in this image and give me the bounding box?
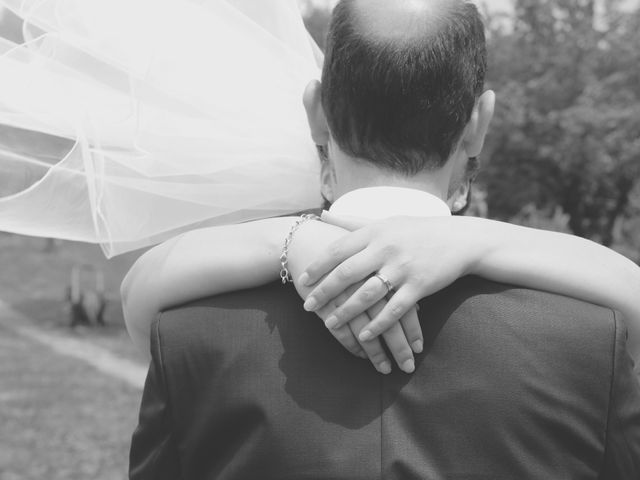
[399,306,423,354]
[359,286,420,343]
[304,249,385,312]
[347,313,392,374]
[320,210,371,231]
[382,324,416,374]
[326,323,366,358]
[321,274,389,329]
[317,292,366,359]
[367,300,415,374]
[299,228,371,287]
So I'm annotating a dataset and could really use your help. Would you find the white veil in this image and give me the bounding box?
[0,0,323,257]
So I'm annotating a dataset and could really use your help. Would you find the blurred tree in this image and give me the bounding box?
[482,0,640,252]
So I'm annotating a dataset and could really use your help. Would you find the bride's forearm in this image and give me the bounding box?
[467,217,640,359]
[121,217,296,355]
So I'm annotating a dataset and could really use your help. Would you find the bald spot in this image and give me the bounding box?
[352,0,460,43]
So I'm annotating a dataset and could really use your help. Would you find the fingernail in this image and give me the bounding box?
[325,315,339,329]
[304,297,317,311]
[359,330,373,342]
[412,340,423,354]
[298,272,310,286]
[378,361,391,374]
[402,359,415,373]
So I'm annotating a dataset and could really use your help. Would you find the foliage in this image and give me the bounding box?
[481,0,640,256]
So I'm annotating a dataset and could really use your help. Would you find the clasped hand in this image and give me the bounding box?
[292,213,471,375]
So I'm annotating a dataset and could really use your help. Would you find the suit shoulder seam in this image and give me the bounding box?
[599,308,627,478]
[153,312,177,441]
[608,309,640,474]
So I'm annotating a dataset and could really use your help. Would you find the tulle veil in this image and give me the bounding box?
[0,0,323,257]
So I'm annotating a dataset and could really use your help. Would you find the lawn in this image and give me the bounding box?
[0,325,142,480]
[0,233,144,360]
[0,233,147,480]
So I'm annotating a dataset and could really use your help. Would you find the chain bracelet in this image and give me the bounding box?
[280,214,320,284]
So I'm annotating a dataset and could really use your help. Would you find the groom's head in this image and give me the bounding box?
[303,0,495,211]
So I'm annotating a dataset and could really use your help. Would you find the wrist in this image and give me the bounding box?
[460,217,501,277]
[288,221,349,297]
[280,214,321,284]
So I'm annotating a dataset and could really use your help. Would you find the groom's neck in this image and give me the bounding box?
[333,153,452,201]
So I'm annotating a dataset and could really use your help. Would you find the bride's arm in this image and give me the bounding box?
[300,215,640,361]
[120,217,416,372]
[473,218,640,359]
[121,217,296,354]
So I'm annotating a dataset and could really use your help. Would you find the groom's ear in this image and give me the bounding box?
[463,90,495,158]
[303,80,330,146]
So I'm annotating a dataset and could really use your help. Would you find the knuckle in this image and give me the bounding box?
[398,255,413,269]
[405,331,422,344]
[411,272,428,284]
[397,349,414,363]
[402,328,420,343]
[340,337,357,352]
[407,330,422,344]
[360,287,376,302]
[313,286,327,301]
[328,242,343,259]
[390,303,405,318]
[368,350,388,363]
[335,264,353,281]
[402,315,420,328]
[332,308,348,323]
[341,330,357,344]
[390,343,413,360]
[379,244,397,258]
[332,326,349,339]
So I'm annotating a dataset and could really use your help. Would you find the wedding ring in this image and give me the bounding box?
[374,272,395,293]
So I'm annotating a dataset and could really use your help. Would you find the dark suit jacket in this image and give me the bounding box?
[130,277,640,479]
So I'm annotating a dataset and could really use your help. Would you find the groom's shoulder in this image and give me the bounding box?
[158,275,620,343]
[433,275,619,350]
[152,281,350,386]
[156,281,309,342]
[168,281,303,314]
[441,275,617,325]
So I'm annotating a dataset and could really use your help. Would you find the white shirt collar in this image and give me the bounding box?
[329,186,451,219]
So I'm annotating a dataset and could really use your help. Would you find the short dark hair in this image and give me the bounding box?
[321,0,487,175]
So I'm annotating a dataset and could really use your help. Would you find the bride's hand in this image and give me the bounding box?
[310,281,419,374]
[286,218,420,374]
[300,215,477,343]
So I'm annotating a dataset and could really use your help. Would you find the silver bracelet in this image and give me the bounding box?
[280,214,320,284]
